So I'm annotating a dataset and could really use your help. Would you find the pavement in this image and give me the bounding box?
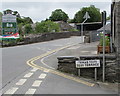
[42,41,119,93]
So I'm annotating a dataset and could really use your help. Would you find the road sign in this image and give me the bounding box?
[76,60,100,68]
[81,12,90,37]
[83,12,90,19]
[2,14,17,35]
[2,14,16,22]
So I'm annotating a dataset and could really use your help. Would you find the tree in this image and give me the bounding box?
[12,11,20,18]
[0,12,3,34]
[49,9,69,22]
[73,5,101,23]
[24,24,33,34]
[106,15,111,20]
[0,12,3,25]
[35,20,60,33]
[17,17,33,25]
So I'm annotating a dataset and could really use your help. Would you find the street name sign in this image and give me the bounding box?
[76,60,100,68]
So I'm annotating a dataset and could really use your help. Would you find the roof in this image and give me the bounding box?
[76,22,102,25]
[97,23,111,32]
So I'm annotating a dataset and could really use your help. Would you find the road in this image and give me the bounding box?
[1,36,117,95]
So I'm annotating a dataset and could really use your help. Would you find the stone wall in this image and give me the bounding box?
[57,56,79,75]
[57,55,118,82]
[24,31,80,44]
[2,31,80,47]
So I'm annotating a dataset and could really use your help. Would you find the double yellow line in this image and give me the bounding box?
[26,43,95,87]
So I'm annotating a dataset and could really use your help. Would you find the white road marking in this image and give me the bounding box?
[67,46,80,49]
[32,80,42,87]
[4,87,18,94]
[16,79,27,85]
[39,73,47,79]
[53,44,63,46]
[81,51,90,53]
[25,88,36,94]
[24,72,33,78]
[44,69,50,73]
[41,58,55,70]
[91,51,97,54]
[31,68,38,72]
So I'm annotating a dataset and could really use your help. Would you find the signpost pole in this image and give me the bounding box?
[81,12,90,43]
[102,11,106,82]
[78,69,81,77]
[95,68,97,81]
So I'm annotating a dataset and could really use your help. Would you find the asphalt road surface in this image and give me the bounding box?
[1,36,118,95]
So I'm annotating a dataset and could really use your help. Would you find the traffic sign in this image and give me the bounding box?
[83,12,90,19]
[2,14,17,35]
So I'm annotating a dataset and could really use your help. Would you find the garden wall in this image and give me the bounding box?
[57,55,119,83]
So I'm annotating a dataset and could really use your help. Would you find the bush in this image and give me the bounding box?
[24,24,33,34]
[99,33,110,46]
[35,20,60,33]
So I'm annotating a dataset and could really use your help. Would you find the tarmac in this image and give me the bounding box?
[44,41,119,94]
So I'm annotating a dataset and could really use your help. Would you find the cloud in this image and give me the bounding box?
[2,0,111,2]
[2,2,111,22]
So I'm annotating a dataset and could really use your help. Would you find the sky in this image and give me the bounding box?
[1,0,112,23]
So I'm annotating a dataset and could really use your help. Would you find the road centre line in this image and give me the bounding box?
[39,73,47,79]
[4,87,18,94]
[26,43,95,87]
[25,88,36,94]
[24,72,33,78]
[32,80,42,87]
[31,68,38,72]
[16,79,27,85]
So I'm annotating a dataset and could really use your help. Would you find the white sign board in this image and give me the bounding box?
[2,14,16,22]
[83,12,90,19]
[76,60,100,68]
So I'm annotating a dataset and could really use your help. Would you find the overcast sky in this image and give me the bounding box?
[1,0,112,23]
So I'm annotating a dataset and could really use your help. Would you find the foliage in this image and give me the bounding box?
[12,11,20,18]
[99,33,110,46]
[35,20,60,33]
[68,28,79,32]
[106,15,111,20]
[17,17,33,25]
[73,5,101,23]
[49,9,69,22]
[0,12,2,26]
[17,17,33,35]
[24,24,33,34]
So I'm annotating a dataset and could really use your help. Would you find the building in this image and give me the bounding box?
[111,0,120,82]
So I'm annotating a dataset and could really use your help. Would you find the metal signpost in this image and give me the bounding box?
[81,12,90,36]
[102,11,106,82]
[76,60,100,81]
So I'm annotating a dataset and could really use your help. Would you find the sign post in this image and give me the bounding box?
[102,11,106,82]
[76,60,100,81]
[81,12,90,36]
